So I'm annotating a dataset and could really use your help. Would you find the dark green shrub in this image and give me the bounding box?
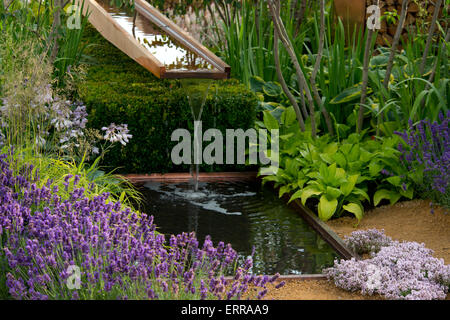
[77,25,257,173]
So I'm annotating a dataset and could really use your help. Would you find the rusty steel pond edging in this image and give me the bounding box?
[121,172,359,281]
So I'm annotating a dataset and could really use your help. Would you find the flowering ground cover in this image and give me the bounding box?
[265,201,450,300]
[325,229,450,300]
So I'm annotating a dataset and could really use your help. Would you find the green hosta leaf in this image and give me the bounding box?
[280,133,294,141]
[263,110,279,131]
[360,149,374,163]
[319,162,329,181]
[341,174,359,196]
[289,186,323,205]
[258,101,278,112]
[319,153,334,164]
[263,81,282,97]
[323,142,338,155]
[386,176,402,187]
[339,144,352,155]
[282,106,297,126]
[329,83,373,104]
[335,167,346,180]
[250,76,265,93]
[261,175,279,186]
[255,120,265,129]
[326,186,342,199]
[370,55,389,68]
[343,202,364,222]
[306,171,320,179]
[328,163,337,181]
[297,178,307,189]
[279,185,290,198]
[318,195,338,221]
[333,152,347,168]
[374,189,402,206]
[369,160,383,177]
[270,106,286,121]
[399,184,414,199]
[353,187,370,202]
[348,161,362,174]
[348,144,361,162]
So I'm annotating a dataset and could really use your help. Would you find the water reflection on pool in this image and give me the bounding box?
[139,180,338,275]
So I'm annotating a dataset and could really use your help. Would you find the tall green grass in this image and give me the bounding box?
[4,145,143,209]
[218,0,313,86]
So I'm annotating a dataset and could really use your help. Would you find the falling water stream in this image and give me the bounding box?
[180,79,213,192]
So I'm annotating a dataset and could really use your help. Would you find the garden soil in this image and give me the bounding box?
[265,199,449,300]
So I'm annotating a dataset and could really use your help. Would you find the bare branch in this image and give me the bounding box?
[379,0,409,135]
[420,0,443,75]
[273,5,306,132]
[310,0,334,135]
[268,0,316,137]
[358,29,375,133]
[383,0,409,90]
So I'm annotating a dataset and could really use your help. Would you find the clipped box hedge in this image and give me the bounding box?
[77,26,257,173]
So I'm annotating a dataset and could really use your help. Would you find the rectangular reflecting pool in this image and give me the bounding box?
[138,180,338,275]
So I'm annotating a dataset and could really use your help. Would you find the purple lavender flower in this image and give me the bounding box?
[0,148,279,300]
[395,112,450,208]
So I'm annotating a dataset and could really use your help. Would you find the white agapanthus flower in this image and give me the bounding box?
[102,123,133,146]
[35,136,46,147]
[0,131,5,147]
[51,116,73,131]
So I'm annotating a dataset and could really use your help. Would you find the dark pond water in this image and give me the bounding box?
[96,0,215,71]
[139,180,338,275]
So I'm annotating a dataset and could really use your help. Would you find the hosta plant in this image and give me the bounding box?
[258,107,415,222]
[288,162,367,222]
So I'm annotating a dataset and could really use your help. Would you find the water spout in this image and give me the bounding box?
[180,79,213,191]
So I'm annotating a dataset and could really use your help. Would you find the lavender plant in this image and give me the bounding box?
[325,229,450,300]
[0,149,283,300]
[395,112,450,208]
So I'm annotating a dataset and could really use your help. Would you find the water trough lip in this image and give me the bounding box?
[121,172,358,281]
